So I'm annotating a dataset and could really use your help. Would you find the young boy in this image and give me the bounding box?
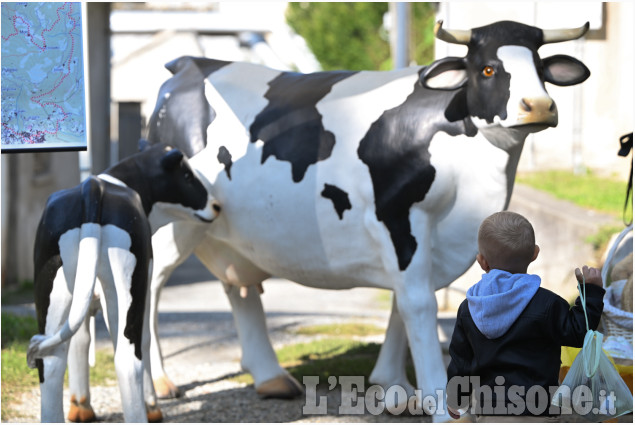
[446,211,605,422]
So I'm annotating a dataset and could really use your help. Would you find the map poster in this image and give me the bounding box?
[1,2,88,153]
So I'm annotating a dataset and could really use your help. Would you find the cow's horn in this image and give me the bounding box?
[434,20,471,45]
[542,22,590,44]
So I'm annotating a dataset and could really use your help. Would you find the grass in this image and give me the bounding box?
[517,169,632,261]
[2,313,41,420]
[1,312,116,421]
[282,338,415,387]
[517,169,632,220]
[232,338,410,387]
[294,322,385,337]
[232,323,414,387]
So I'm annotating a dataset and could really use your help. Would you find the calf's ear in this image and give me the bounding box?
[542,55,590,86]
[160,149,184,171]
[420,57,468,90]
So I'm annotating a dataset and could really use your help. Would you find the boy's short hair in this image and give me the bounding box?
[478,211,536,273]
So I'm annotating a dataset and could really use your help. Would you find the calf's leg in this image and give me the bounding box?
[67,315,96,422]
[40,342,71,423]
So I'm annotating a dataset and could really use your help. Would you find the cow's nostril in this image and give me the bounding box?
[213,203,221,213]
[520,99,532,112]
[549,101,556,112]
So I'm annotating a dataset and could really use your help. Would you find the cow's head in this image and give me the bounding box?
[421,20,590,131]
[138,144,220,226]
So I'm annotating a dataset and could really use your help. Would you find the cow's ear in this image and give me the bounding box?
[161,149,184,171]
[542,55,590,86]
[420,57,468,90]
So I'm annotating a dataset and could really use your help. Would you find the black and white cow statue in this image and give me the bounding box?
[144,20,590,421]
[27,144,218,423]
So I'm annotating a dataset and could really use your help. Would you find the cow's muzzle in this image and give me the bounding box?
[195,200,221,223]
[517,97,558,127]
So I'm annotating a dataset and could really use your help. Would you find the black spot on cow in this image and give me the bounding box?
[321,184,352,220]
[218,146,233,180]
[358,71,471,271]
[250,71,357,182]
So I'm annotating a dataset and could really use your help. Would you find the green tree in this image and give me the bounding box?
[286,2,437,71]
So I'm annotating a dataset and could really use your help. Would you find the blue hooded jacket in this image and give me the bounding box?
[466,269,541,339]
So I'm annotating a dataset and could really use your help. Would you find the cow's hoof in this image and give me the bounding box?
[68,395,96,422]
[256,374,304,399]
[154,375,181,399]
[146,404,163,423]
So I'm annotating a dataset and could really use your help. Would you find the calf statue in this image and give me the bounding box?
[27,144,218,422]
[143,20,590,421]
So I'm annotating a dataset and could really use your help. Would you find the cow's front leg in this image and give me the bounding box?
[224,284,303,398]
[369,295,415,398]
[149,223,205,399]
[67,315,96,422]
[394,280,451,422]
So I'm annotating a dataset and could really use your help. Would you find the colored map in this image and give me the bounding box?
[1,2,87,150]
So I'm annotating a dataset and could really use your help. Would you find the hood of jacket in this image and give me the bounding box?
[466,269,541,339]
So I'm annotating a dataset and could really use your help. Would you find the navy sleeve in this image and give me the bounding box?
[548,283,605,348]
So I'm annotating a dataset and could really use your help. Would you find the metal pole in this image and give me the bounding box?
[86,2,112,173]
[390,2,411,69]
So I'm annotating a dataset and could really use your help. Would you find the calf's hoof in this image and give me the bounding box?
[68,395,96,422]
[256,374,304,399]
[146,404,163,423]
[153,375,181,399]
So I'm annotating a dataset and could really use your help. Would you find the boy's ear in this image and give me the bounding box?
[476,253,490,272]
[531,245,540,263]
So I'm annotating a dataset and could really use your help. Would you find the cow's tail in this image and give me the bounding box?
[27,178,103,368]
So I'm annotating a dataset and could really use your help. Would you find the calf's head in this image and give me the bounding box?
[421,20,590,131]
[134,144,219,227]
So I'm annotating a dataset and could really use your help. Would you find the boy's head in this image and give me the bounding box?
[476,211,539,274]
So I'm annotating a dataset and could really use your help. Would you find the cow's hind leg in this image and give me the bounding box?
[193,239,302,399]
[369,295,416,399]
[224,284,303,398]
[67,314,96,422]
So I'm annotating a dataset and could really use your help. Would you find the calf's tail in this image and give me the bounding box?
[27,178,103,368]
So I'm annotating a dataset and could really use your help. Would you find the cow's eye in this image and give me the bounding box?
[482,66,495,77]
